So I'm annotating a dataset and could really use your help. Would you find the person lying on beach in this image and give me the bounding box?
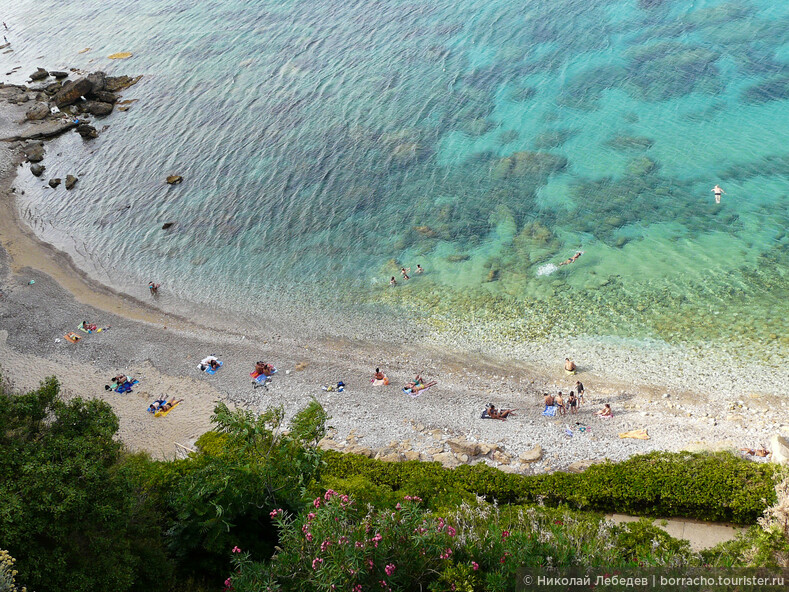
[148,399,166,413]
[159,398,184,413]
[82,320,98,332]
[112,374,128,385]
[564,358,576,373]
[596,404,613,418]
[200,356,220,371]
[543,393,554,411]
[255,361,274,376]
[488,404,515,420]
[404,375,436,393]
[559,252,583,266]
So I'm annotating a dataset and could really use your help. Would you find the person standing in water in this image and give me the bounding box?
[712,185,725,204]
[148,281,161,296]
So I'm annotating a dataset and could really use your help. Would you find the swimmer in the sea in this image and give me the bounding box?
[400,267,410,280]
[390,276,397,287]
[416,264,423,274]
[559,252,582,266]
[712,184,724,204]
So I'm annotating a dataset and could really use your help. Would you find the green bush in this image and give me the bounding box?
[323,450,777,524]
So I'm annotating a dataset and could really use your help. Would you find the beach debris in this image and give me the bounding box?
[78,47,91,54]
[29,67,49,81]
[161,222,176,230]
[65,175,78,190]
[108,52,133,59]
[27,280,35,285]
[77,123,98,139]
[48,178,61,188]
[166,175,183,185]
[25,102,49,120]
[30,163,45,177]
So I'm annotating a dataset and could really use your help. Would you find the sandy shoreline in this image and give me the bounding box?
[1,80,787,470]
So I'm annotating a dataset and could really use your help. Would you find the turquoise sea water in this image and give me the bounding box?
[5,0,789,357]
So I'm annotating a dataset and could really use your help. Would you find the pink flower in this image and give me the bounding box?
[313,498,321,509]
[269,508,282,519]
[367,559,374,570]
[440,548,453,559]
[395,503,402,510]
[321,539,331,552]
[500,552,511,564]
[224,578,233,587]
[306,532,313,542]
[355,541,364,548]
[385,563,396,576]
[472,561,479,571]
[312,557,324,570]
[231,546,241,554]
[501,530,510,539]
[324,489,337,500]
[307,512,316,521]
[354,586,362,592]
[447,526,456,537]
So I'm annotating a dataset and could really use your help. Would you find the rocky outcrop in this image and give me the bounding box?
[23,142,45,163]
[86,71,106,93]
[566,459,605,474]
[30,163,45,177]
[25,102,49,121]
[519,445,543,463]
[29,68,49,81]
[65,175,78,190]
[48,178,61,188]
[770,434,789,465]
[53,77,93,107]
[50,71,69,79]
[447,437,480,457]
[104,75,142,92]
[77,124,98,139]
[82,101,113,116]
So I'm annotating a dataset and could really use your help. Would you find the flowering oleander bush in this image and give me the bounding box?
[224,492,703,591]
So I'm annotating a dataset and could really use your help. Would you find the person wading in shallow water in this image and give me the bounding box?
[148,282,161,296]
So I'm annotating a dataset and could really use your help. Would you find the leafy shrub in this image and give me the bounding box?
[323,450,777,524]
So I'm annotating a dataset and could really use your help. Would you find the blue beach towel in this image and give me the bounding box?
[115,379,139,394]
[205,361,223,375]
[542,405,557,417]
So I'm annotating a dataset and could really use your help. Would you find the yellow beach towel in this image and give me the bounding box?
[619,429,649,440]
[155,402,180,418]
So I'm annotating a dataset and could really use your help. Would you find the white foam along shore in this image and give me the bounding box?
[1,76,787,472]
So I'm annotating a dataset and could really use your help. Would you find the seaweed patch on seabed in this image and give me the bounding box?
[556,66,626,110]
[533,129,579,150]
[741,75,789,104]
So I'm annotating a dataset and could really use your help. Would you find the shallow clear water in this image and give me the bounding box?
[4,0,789,356]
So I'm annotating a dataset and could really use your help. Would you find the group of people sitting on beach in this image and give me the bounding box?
[371,368,436,394]
[390,264,423,286]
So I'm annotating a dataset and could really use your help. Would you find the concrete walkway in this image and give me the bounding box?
[607,514,746,551]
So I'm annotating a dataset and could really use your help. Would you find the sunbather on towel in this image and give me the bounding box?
[487,404,515,420]
[148,399,166,413]
[543,393,555,411]
[404,375,436,393]
[81,320,98,332]
[596,404,613,418]
[159,398,183,413]
[200,356,220,371]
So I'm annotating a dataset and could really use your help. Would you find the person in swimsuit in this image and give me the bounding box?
[567,391,578,415]
[401,267,410,280]
[596,403,613,418]
[543,393,555,411]
[390,276,397,287]
[711,185,724,204]
[488,405,515,420]
[575,381,585,406]
[404,375,436,392]
[564,358,576,373]
[373,368,385,381]
[148,281,161,295]
[416,264,423,274]
[555,391,565,416]
[159,398,184,412]
[559,252,582,266]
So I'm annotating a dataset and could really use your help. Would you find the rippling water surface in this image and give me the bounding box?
[5,0,789,356]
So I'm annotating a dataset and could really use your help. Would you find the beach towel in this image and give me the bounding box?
[372,375,389,386]
[198,360,223,375]
[542,405,557,417]
[114,379,139,394]
[619,429,649,440]
[251,367,277,385]
[564,369,576,376]
[564,426,574,437]
[481,409,492,419]
[64,331,81,343]
[155,401,181,417]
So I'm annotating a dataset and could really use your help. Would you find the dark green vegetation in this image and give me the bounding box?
[1,379,786,591]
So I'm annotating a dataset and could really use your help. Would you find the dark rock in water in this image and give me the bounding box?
[492,150,568,179]
[742,75,789,104]
[48,178,61,188]
[166,175,183,185]
[54,77,93,107]
[83,101,113,116]
[605,135,654,152]
[161,222,176,230]
[50,71,68,79]
[43,81,62,95]
[25,102,49,121]
[87,71,106,93]
[91,90,117,103]
[29,68,49,81]
[30,163,45,177]
[104,74,142,92]
[77,124,98,139]
[24,143,45,163]
[65,175,78,190]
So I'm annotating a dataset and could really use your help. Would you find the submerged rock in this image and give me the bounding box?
[161,222,176,230]
[104,74,142,92]
[166,175,183,185]
[49,70,69,79]
[65,175,78,190]
[77,124,98,139]
[91,90,117,103]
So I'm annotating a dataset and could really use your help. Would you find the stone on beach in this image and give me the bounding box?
[65,175,78,190]
[519,445,543,463]
[30,163,45,177]
[25,102,49,120]
[23,142,45,162]
[49,71,68,79]
[769,434,789,465]
[29,68,49,81]
[77,124,98,139]
[82,101,113,116]
[48,178,61,188]
[53,77,93,107]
